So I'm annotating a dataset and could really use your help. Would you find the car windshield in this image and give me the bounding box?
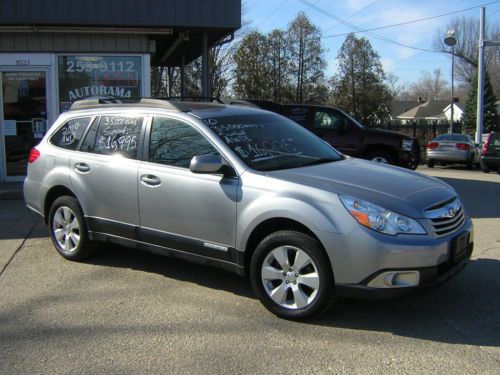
[203,113,342,171]
[434,134,470,142]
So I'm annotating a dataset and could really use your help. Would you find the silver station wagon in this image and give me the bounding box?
[24,99,473,320]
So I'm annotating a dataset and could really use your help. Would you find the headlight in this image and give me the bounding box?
[402,139,414,152]
[339,195,426,235]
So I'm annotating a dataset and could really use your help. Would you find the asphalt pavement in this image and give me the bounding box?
[0,167,499,374]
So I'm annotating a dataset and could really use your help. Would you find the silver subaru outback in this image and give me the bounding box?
[24,99,473,320]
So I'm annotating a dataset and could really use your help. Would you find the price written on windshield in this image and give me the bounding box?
[65,61,135,73]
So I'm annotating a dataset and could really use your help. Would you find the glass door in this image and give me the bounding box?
[1,71,47,180]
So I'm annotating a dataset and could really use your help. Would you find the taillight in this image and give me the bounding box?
[482,134,492,156]
[427,142,439,150]
[455,143,470,151]
[28,148,40,163]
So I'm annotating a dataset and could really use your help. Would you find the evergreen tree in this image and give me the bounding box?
[463,71,498,133]
[287,12,327,104]
[233,30,272,99]
[334,33,391,123]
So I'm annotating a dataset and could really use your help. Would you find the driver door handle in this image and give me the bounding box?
[141,175,161,186]
[74,162,90,173]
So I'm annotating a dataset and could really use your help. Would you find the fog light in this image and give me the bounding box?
[367,271,420,288]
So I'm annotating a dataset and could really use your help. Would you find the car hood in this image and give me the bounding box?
[265,158,456,218]
[365,127,412,140]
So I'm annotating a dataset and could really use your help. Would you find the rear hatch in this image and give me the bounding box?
[433,141,460,152]
[484,133,500,158]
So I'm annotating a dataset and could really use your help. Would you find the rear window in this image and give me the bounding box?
[490,133,500,146]
[79,115,143,159]
[287,107,309,126]
[435,134,469,142]
[50,117,92,150]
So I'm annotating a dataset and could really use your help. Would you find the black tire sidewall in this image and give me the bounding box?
[48,196,91,260]
[250,230,335,320]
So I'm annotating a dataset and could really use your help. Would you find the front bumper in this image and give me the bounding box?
[316,217,473,298]
[336,241,472,299]
[398,141,420,169]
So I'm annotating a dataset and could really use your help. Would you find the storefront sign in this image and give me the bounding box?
[58,55,142,112]
[4,120,17,136]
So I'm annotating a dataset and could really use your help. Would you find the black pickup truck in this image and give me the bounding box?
[226,99,420,170]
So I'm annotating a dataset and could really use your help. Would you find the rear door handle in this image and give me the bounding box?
[140,175,161,186]
[74,162,90,173]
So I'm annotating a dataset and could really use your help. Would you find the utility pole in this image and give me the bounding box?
[444,30,457,134]
[476,7,485,145]
[476,6,500,144]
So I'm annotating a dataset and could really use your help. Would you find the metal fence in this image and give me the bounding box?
[366,122,467,158]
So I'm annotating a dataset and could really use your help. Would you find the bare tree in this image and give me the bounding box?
[434,16,500,95]
[386,73,408,99]
[409,69,450,101]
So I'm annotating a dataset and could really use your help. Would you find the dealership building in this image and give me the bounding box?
[0,0,241,181]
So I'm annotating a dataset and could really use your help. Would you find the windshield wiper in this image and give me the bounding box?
[299,158,339,167]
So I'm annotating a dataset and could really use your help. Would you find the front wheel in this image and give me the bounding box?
[48,196,95,260]
[367,151,394,165]
[250,231,335,320]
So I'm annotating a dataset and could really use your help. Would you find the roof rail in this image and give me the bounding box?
[162,96,223,103]
[69,98,191,112]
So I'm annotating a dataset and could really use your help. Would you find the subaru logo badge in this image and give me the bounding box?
[448,207,455,218]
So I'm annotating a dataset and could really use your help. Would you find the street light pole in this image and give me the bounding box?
[476,7,485,145]
[444,30,457,134]
[450,45,455,134]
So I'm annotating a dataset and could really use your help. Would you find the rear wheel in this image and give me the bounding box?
[250,230,335,320]
[48,196,95,260]
[427,159,435,168]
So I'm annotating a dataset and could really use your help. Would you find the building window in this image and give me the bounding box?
[58,56,142,112]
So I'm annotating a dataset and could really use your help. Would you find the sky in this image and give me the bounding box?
[243,0,500,86]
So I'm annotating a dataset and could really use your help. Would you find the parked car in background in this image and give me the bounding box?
[224,99,420,170]
[481,132,500,173]
[24,98,473,320]
[426,133,480,169]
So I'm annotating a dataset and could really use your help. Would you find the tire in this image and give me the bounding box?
[481,161,490,173]
[48,196,94,261]
[250,230,335,320]
[366,151,395,165]
[427,159,435,168]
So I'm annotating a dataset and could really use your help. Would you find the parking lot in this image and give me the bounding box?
[0,166,499,374]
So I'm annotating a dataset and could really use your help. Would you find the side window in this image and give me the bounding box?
[288,107,309,126]
[314,111,342,130]
[491,134,500,146]
[50,117,92,150]
[149,117,217,168]
[80,115,143,159]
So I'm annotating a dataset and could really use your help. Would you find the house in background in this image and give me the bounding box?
[394,100,463,124]
[389,100,419,122]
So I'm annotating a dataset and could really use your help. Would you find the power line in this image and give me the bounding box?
[322,0,500,39]
[300,0,440,53]
[246,0,262,12]
[254,0,289,28]
[323,0,381,33]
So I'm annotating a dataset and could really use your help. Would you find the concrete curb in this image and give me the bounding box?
[0,183,23,201]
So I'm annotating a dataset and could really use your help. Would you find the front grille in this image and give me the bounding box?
[425,198,466,238]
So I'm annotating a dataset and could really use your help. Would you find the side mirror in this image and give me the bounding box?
[190,154,224,174]
[190,154,236,177]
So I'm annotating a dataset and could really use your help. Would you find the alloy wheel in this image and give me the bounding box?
[261,246,320,309]
[52,206,80,253]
